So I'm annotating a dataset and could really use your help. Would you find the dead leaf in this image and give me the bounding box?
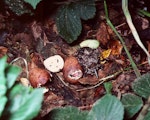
[31,21,42,40]
[40,91,65,117]
[13,33,33,48]
[108,40,123,55]
[78,75,99,85]
[0,46,7,58]
[29,53,44,68]
[96,22,110,46]
[100,49,112,63]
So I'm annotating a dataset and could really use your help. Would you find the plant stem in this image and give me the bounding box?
[104,0,141,77]
[136,96,150,120]
[122,0,150,65]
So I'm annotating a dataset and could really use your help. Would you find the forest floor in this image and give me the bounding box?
[0,1,150,119]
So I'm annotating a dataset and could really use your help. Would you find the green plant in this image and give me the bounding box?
[4,0,96,44]
[138,9,150,17]
[104,0,141,77]
[56,0,96,43]
[4,0,33,15]
[44,73,150,120]
[122,0,150,65]
[2,0,150,120]
[48,94,124,120]
[121,73,150,120]
[0,56,44,120]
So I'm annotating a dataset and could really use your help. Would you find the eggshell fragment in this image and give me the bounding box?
[63,56,83,84]
[44,55,64,73]
[29,67,51,87]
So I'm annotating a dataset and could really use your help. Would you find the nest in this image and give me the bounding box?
[76,47,101,76]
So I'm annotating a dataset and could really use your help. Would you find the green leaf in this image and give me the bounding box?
[144,111,150,120]
[5,84,29,114]
[0,97,7,117]
[74,0,96,20]
[104,82,112,94]
[49,106,88,120]
[132,73,150,99]
[138,9,150,17]
[0,56,7,97]
[0,56,7,73]
[6,84,43,120]
[5,0,33,16]
[56,4,81,43]
[0,56,8,117]
[87,94,124,120]
[121,93,143,119]
[24,0,42,9]
[56,0,96,43]
[6,65,21,89]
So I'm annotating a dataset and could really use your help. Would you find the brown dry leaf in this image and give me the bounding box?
[78,89,95,109]
[94,86,105,98]
[96,22,110,46]
[31,21,42,40]
[78,75,99,85]
[40,91,65,117]
[112,73,136,98]
[101,62,122,76]
[108,40,123,55]
[11,33,33,58]
[29,53,44,68]
[31,21,49,46]
[0,46,7,58]
[13,33,33,49]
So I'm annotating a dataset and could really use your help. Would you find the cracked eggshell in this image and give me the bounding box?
[63,56,83,84]
[29,67,51,88]
[44,55,64,73]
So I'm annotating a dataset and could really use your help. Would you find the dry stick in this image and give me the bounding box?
[10,57,29,79]
[76,61,148,92]
[104,0,141,77]
[136,96,150,120]
[76,71,121,92]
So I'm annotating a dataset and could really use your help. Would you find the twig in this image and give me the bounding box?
[10,57,29,79]
[76,71,121,92]
[115,22,126,29]
[76,61,148,92]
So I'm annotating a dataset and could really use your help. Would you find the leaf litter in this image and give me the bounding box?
[0,1,150,119]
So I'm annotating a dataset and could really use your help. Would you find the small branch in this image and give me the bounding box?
[10,57,29,79]
[76,71,121,91]
[76,61,148,92]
